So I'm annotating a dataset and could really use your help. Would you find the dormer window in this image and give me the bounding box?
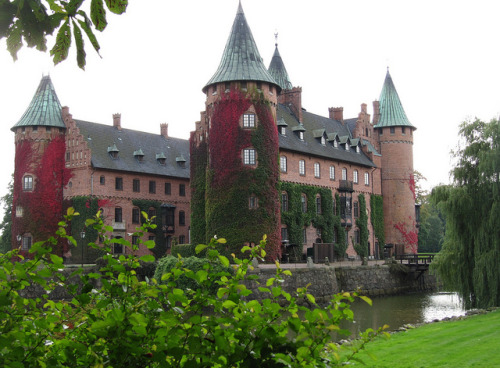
[107,144,119,159]
[292,124,306,140]
[345,143,350,151]
[299,131,304,140]
[277,117,287,135]
[134,149,145,162]
[176,154,187,168]
[356,145,360,153]
[156,152,166,165]
[333,140,338,148]
[321,136,326,146]
[280,126,286,135]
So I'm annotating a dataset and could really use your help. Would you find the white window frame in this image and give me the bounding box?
[243,148,256,165]
[280,156,287,173]
[299,131,304,140]
[299,160,305,176]
[314,163,320,178]
[321,136,326,146]
[22,235,32,250]
[243,113,256,128]
[329,166,335,180]
[333,140,338,148]
[353,170,359,184]
[364,172,370,186]
[23,175,33,191]
[342,168,347,181]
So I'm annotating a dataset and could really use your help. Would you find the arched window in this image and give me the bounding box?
[314,163,320,178]
[342,168,347,181]
[301,194,307,213]
[22,175,33,191]
[329,166,335,180]
[299,160,305,176]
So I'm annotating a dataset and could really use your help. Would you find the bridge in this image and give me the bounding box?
[395,254,435,279]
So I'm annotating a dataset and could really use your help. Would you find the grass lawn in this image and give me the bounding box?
[340,309,500,367]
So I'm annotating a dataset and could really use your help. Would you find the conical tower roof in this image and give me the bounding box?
[268,44,293,91]
[374,70,415,129]
[11,75,65,131]
[203,2,279,93]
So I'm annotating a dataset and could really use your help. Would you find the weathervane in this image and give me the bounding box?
[274,31,278,47]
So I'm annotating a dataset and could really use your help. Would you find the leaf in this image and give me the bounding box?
[306,294,316,304]
[50,19,71,65]
[222,300,236,309]
[76,16,101,56]
[217,238,227,244]
[72,19,86,69]
[6,20,22,61]
[195,243,208,254]
[139,255,155,263]
[218,255,229,267]
[104,0,128,14]
[90,0,107,31]
[359,295,372,306]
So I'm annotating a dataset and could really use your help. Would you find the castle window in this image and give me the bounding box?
[113,238,124,254]
[243,148,256,165]
[133,179,140,192]
[279,126,286,135]
[115,207,123,223]
[165,182,171,195]
[100,176,105,185]
[241,81,247,90]
[353,201,359,218]
[345,143,349,151]
[402,127,406,135]
[257,81,262,90]
[213,85,217,94]
[22,235,32,250]
[22,175,33,191]
[149,180,156,194]
[390,126,395,134]
[46,127,51,132]
[243,113,256,128]
[364,172,370,186]
[379,128,383,135]
[342,168,347,181]
[280,156,287,173]
[156,152,166,165]
[281,192,288,212]
[225,82,230,92]
[132,208,140,224]
[314,163,320,178]
[249,195,258,209]
[353,170,359,184]
[66,152,70,161]
[179,183,186,196]
[333,139,338,148]
[299,131,304,140]
[115,177,123,191]
[356,145,360,153]
[179,235,186,244]
[302,228,307,244]
[301,194,307,213]
[316,195,322,214]
[281,227,288,242]
[132,235,139,246]
[330,166,335,180]
[354,229,360,245]
[321,136,326,146]
[16,206,23,218]
[299,160,305,176]
[148,208,156,220]
[179,211,185,225]
[33,126,38,132]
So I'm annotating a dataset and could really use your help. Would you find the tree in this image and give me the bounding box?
[431,118,500,308]
[0,177,13,254]
[0,0,128,69]
[417,195,445,253]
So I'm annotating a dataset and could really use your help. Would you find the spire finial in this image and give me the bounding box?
[237,0,243,14]
[274,31,278,47]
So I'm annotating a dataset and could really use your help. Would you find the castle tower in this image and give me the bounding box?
[191,2,282,259]
[11,76,70,256]
[374,70,417,254]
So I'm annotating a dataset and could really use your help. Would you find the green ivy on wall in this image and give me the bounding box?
[334,193,347,258]
[354,194,369,258]
[370,194,385,256]
[190,138,207,246]
[132,199,167,259]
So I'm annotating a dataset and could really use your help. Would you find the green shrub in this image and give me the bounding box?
[170,243,197,258]
[0,209,387,367]
[154,255,232,292]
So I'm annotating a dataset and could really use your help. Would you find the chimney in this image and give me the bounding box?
[113,113,121,130]
[282,87,303,123]
[372,101,380,125]
[160,123,168,138]
[328,107,344,123]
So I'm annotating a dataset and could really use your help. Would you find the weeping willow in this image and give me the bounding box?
[431,118,500,308]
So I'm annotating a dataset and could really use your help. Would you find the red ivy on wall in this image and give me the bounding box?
[394,219,418,254]
[408,173,416,200]
[13,136,72,257]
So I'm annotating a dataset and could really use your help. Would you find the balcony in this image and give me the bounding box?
[338,180,354,192]
[112,221,126,231]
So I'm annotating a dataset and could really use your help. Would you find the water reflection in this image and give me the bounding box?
[338,292,466,339]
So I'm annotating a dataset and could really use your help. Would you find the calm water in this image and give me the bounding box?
[338,292,466,339]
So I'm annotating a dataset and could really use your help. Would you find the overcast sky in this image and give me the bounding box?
[1,0,499,228]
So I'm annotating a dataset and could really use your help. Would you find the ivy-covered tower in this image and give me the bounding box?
[373,70,417,254]
[191,2,282,259]
[10,76,70,256]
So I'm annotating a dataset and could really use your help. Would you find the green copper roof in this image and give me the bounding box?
[11,75,65,131]
[374,70,415,129]
[203,2,279,93]
[268,45,293,90]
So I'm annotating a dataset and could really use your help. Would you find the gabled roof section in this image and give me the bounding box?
[75,120,190,178]
[11,75,65,131]
[268,44,293,90]
[203,2,279,93]
[374,70,415,129]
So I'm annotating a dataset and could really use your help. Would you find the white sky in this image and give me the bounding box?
[1,0,500,226]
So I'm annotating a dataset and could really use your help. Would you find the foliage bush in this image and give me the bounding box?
[170,243,198,258]
[0,209,387,367]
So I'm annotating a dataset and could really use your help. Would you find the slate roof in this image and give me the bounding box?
[268,45,293,90]
[374,70,415,129]
[203,2,279,93]
[75,120,190,178]
[11,75,66,131]
[277,105,376,168]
